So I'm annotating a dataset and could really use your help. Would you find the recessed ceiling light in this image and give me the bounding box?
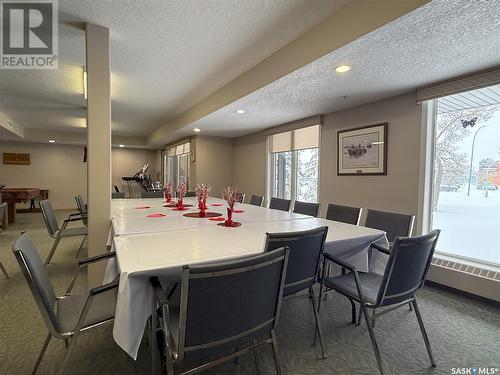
[119,144,125,147]
[49,140,55,143]
[335,65,351,73]
[193,128,201,133]
[235,109,246,114]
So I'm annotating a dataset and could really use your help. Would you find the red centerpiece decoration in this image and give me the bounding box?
[176,179,187,210]
[195,183,211,217]
[163,181,173,203]
[219,186,243,227]
[183,184,222,218]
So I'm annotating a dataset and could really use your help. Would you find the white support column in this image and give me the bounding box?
[85,23,111,286]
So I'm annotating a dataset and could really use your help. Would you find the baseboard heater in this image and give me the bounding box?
[428,256,500,302]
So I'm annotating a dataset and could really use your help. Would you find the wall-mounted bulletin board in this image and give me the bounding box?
[3,153,30,165]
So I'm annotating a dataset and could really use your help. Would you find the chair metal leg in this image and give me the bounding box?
[409,302,413,311]
[356,305,362,326]
[309,286,327,358]
[270,330,283,375]
[151,311,158,375]
[412,299,436,367]
[252,340,262,375]
[360,303,384,375]
[32,333,51,375]
[0,262,9,279]
[349,299,356,324]
[75,235,87,258]
[45,236,61,264]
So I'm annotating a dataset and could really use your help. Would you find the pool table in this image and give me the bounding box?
[1,188,41,224]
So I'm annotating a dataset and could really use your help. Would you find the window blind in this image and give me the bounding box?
[270,124,319,153]
[417,66,500,103]
[167,141,190,156]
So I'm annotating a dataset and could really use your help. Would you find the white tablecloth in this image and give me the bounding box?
[104,202,388,359]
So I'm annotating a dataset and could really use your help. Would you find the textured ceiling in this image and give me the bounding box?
[0,0,347,136]
[175,0,500,139]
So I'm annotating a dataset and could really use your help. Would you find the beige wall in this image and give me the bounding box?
[0,141,160,209]
[192,136,234,198]
[233,92,424,225]
[319,92,422,220]
[0,141,87,209]
[233,132,267,199]
[111,147,159,191]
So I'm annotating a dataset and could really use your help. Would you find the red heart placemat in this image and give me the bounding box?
[233,209,244,213]
[146,213,166,218]
[135,206,151,209]
[209,217,225,221]
[211,203,224,207]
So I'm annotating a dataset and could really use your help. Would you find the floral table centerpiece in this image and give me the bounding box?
[221,186,243,227]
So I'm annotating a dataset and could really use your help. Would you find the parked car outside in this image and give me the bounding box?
[476,182,498,191]
[440,184,459,192]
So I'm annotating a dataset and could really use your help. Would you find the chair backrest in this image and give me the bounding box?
[0,202,6,229]
[177,247,289,359]
[112,192,126,199]
[269,197,291,212]
[265,226,328,296]
[377,230,440,306]
[39,200,59,236]
[365,209,415,243]
[293,201,320,217]
[249,194,264,207]
[140,191,162,198]
[184,191,196,198]
[74,194,88,216]
[326,204,362,225]
[237,193,246,203]
[12,233,60,335]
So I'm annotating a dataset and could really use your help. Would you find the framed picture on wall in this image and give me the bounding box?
[337,122,387,175]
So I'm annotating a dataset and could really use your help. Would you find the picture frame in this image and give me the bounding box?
[337,123,387,175]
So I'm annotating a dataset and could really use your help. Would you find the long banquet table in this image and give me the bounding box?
[105,197,389,359]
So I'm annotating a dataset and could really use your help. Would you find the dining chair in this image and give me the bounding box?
[326,204,362,225]
[12,233,118,375]
[293,201,320,217]
[74,195,88,226]
[249,194,264,207]
[150,247,289,375]
[184,191,196,197]
[319,230,440,375]
[0,202,9,278]
[112,192,126,199]
[264,226,329,358]
[114,185,120,193]
[237,193,246,203]
[39,200,88,264]
[365,209,415,245]
[140,191,163,198]
[269,197,291,212]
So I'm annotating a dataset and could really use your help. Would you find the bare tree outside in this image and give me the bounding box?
[433,106,498,210]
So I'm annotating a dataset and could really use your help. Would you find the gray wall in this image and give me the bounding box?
[232,92,424,225]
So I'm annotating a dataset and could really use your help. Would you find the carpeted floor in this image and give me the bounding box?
[0,211,499,375]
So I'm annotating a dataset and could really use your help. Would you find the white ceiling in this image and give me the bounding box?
[176,0,500,139]
[0,0,347,137]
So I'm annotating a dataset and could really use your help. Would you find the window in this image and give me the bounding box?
[163,141,190,188]
[429,84,500,266]
[269,124,320,203]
